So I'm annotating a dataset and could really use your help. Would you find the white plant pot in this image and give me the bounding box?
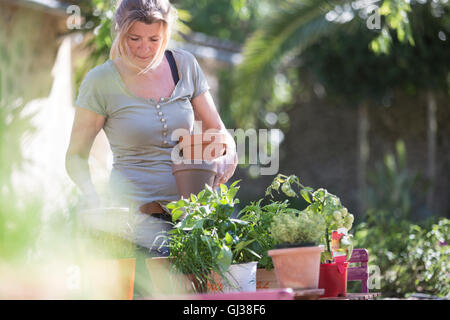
[222,262,258,292]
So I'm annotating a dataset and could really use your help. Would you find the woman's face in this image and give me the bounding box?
[125,21,164,67]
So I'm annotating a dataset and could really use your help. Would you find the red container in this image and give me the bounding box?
[318,262,348,298]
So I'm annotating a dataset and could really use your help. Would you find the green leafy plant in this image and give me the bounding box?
[354,217,449,298]
[406,219,449,298]
[269,207,325,247]
[351,141,448,297]
[166,181,261,292]
[266,174,354,263]
[237,199,290,270]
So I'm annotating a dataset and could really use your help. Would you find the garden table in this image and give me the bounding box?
[319,292,381,300]
[142,288,296,300]
[292,289,382,300]
[141,290,381,300]
[293,289,324,300]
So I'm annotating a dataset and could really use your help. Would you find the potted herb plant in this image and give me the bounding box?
[237,199,291,289]
[266,174,355,297]
[165,181,261,293]
[267,206,325,290]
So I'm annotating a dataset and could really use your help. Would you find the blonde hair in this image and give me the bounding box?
[110,0,178,75]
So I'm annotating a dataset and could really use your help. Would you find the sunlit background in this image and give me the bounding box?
[0,0,448,299]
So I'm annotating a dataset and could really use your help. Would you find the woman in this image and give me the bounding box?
[66,0,238,257]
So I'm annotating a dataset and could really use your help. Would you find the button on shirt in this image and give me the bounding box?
[75,48,210,208]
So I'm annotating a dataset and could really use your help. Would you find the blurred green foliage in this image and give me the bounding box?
[404,219,449,297]
[230,0,449,128]
[173,0,262,43]
[300,1,449,107]
[0,12,42,263]
[353,218,449,297]
[365,140,427,224]
[351,140,449,297]
[0,0,140,269]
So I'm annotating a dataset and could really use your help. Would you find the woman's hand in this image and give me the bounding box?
[190,91,238,189]
[212,147,238,189]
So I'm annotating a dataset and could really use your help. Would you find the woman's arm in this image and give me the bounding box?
[66,107,105,207]
[191,91,238,188]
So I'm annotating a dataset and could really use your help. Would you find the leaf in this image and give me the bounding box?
[234,239,256,253]
[220,183,228,195]
[217,245,232,272]
[300,188,312,204]
[230,218,249,225]
[166,202,177,210]
[228,186,240,201]
[243,247,262,260]
[172,208,184,223]
[204,183,213,193]
[225,232,233,245]
[176,199,189,208]
[321,251,333,263]
[193,219,205,230]
[229,180,241,188]
[345,244,354,262]
[197,189,205,199]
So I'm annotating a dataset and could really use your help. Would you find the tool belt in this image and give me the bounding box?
[139,202,172,222]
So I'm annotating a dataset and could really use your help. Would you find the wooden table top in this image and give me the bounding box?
[293,289,324,300]
[319,292,382,300]
[142,290,381,300]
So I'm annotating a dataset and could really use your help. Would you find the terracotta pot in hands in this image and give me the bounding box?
[178,132,227,161]
[172,132,226,198]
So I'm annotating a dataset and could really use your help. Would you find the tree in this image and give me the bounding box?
[230,0,449,215]
[172,0,262,44]
[300,1,449,215]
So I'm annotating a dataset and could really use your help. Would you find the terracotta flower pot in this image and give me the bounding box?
[256,268,279,290]
[172,161,218,199]
[145,257,204,295]
[172,133,225,198]
[318,262,348,298]
[178,132,227,161]
[81,258,136,300]
[268,246,324,290]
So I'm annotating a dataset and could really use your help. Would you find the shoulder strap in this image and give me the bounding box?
[165,50,179,85]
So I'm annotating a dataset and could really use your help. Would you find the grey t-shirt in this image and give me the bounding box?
[75,48,210,210]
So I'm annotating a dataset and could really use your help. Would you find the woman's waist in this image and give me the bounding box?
[112,152,175,166]
[111,146,175,163]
